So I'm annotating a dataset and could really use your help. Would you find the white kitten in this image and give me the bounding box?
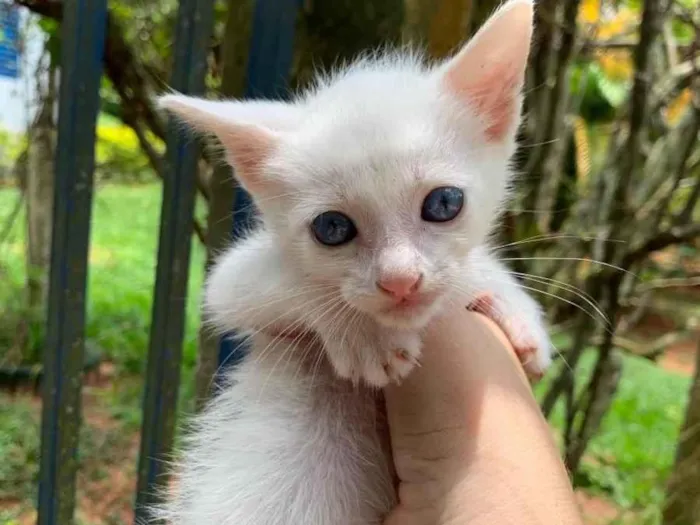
[156,1,551,523]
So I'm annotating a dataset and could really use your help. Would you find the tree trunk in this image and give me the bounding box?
[402,0,502,59]
[403,0,472,57]
[292,0,404,89]
[25,59,56,312]
[465,0,504,36]
[194,0,254,408]
[662,340,700,525]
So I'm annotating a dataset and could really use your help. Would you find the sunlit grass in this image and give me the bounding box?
[0,183,206,373]
[537,343,689,514]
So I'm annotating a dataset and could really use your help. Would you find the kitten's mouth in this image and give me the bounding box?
[383,292,437,315]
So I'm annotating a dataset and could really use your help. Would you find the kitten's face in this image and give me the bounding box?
[159,0,533,329]
[258,86,513,328]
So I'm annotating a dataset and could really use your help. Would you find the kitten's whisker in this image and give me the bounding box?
[206,285,334,330]
[255,296,346,399]
[507,271,609,325]
[508,270,600,308]
[288,298,350,383]
[249,292,341,361]
[241,290,339,344]
[452,278,611,334]
[204,283,331,318]
[292,330,324,384]
[517,138,559,149]
[208,290,341,387]
[490,233,627,251]
[499,257,635,276]
[551,339,573,375]
[316,301,360,385]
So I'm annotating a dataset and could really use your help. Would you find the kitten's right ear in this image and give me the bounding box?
[435,0,534,144]
[158,94,301,194]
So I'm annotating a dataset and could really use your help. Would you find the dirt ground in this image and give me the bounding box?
[4,369,139,525]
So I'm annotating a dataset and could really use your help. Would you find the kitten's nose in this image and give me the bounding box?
[377,273,423,299]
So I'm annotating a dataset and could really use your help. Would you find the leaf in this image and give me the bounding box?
[36,17,58,36]
[596,7,637,39]
[664,88,692,127]
[671,18,695,45]
[579,0,601,24]
[591,62,630,108]
[570,62,616,123]
[596,50,633,82]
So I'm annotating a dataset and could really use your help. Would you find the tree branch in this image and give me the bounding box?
[623,223,700,268]
[16,0,211,245]
[15,0,212,206]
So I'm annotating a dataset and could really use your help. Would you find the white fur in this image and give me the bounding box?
[156,347,395,525]
[156,1,550,523]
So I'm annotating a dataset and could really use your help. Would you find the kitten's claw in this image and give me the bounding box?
[511,340,546,383]
[383,362,402,385]
[380,346,421,385]
[394,348,422,368]
[466,292,495,314]
[380,332,422,386]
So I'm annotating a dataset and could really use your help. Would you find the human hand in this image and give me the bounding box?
[383,309,583,525]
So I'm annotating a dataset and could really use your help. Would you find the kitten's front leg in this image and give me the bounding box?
[312,314,422,388]
[463,247,553,380]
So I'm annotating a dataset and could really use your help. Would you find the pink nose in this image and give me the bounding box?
[377,273,423,299]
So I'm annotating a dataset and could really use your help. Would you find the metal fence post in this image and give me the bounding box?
[37,1,107,524]
[216,0,301,379]
[133,0,216,520]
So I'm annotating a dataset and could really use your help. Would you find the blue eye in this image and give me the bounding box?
[311,211,358,246]
[421,186,464,223]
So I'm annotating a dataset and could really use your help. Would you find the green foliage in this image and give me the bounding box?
[99,78,125,121]
[0,396,40,502]
[0,194,42,365]
[0,127,26,178]
[36,17,60,66]
[109,0,229,86]
[571,62,629,123]
[94,113,162,183]
[0,385,159,521]
[537,351,691,512]
[110,0,178,78]
[589,62,630,110]
[0,184,205,373]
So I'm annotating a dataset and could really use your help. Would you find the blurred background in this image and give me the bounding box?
[0,0,699,524]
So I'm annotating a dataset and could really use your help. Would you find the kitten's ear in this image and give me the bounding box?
[158,94,301,193]
[436,0,533,143]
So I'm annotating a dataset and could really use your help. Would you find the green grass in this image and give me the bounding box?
[0,395,40,503]
[536,348,690,517]
[0,184,694,523]
[0,183,207,373]
[0,183,206,522]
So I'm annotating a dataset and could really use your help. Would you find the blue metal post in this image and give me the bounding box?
[133,0,216,521]
[216,0,300,377]
[37,1,107,524]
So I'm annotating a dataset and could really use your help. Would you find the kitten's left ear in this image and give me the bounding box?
[158,94,301,194]
[436,0,534,143]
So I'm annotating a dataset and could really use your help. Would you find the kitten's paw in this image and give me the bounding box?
[379,331,422,386]
[467,292,552,382]
[328,330,422,388]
